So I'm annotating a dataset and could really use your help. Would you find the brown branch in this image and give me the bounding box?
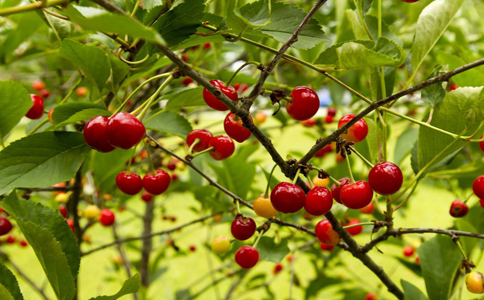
[140,200,154,287]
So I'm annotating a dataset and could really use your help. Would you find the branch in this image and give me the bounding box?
[140,199,155,286]
[112,224,138,300]
[0,0,68,16]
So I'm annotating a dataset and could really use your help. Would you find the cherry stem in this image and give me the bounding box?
[134,74,174,120]
[235,199,241,215]
[291,168,301,184]
[464,193,474,203]
[253,230,265,249]
[306,175,314,189]
[227,61,261,86]
[342,222,374,230]
[190,146,214,158]
[126,145,138,174]
[111,72,171,117]
[454,239,468,260]
[345,156,355,183]
[264,164,278,198]
[187,138,200,155]
[143,142,156,174]
[329,176,340,186]
[349,146,375,168]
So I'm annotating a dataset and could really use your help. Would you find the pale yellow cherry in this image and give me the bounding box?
[211,235,231,254]
[253,196,277,219]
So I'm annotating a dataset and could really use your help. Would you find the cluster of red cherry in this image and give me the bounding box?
[0,206,28,248]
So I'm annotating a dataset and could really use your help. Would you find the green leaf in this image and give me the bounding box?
[2,193,77,300]
[237,0,271,28]
[152,0,206,46]
[108,54,130,88]
[209,157,256,200]
[145,111,192,137]
[254,1,328,50]
[0,132,90,194]
[59,39,110,94]
[257,237,290,263]
[417,235,461,300]
[0,81,33,140]
[437,52,484,87]
[394,128,419,165]
[52,102,110,127]
[421,66,446,108]
[65,5,164,44]
[465,88,484,127]
[411,0,465,76]
[90,148,132,193]
[89,274,140,300]
[417,87,483,173]
[164,87,205,109]
[401,280,428,300]
[456,219,478,259]
[0,262,23,300]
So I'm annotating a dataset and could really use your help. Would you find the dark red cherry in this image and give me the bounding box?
[320,243,334,251]
[0,217,13,236]
[327,107,337,117]
[99,209,115,226]
[141,191,153,202]
[40,89,50,99]
[340,181,373,209]
[187,129,213,152]
[116,171,143,195]
[231,215,256,241]
[25,94,44,119]
[273,263,283,274]
[315,219,340,245]
[6,235,15,244]
[338,114,368,143]
[270,182,306,213]
[403,245,415,257]
[286,87,320,121]
[182,77,193,86]
[143,170,171,195]
[315,144,332,158]
[235,245,259,269]
[59,205,68,218]
[402,0,419,2]
[66,219,75,232]
[83,116,116,153]
[331,178,350,204]
[202,79,238,111]
[224,113,252,143]
[304,186,333,216]
[479,141,484,152]
[474,176,484,199]
[344,218,363,236]
[449,200,468,218]
[368,162,403,195]
[209,135,235,160]
[107,113,146,149]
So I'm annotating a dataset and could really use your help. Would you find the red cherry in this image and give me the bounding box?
[315,219,340,245]
[286,87,320,121]
[203,43,211,49]
[366,293,377,300]
[25,94,44,119]
[473,176,484,199]
[270,182,306,214]
[315,144,332,157]
[83,116,116,153]
[76,87,88,97]
[234,83,249,92]
[189,245,196,252]
[403,245,415,257]
[171,173,179,181]
[141,191,153,202]
[209,135,235,160]
[6,235,16,244]
[182,77,193,86]
[224,113,252,143]
[327,107,336,117]
[415,256,420,265]
[480,199,484,209]
[0,217,13,236]
[167,162,176,171]
[340,181,373,209]
[235,245,259,269]
[59,205,68,218]
[187,129,213,152]
[449,83,458,91]
[182,54,188,62]
[107,113,146,149]
[231,215,256,241]
[331,178,350,204]
[143,170,171,195]
[449,200,468,218]
[19,240,28,247]
[99,209,115,226]
[202,79,238,111]
[66,219,75,231]
[116,171,143,195]
[32,80,45,91]
[338,114,368,143]
[320,243,334,251]
[480,141,484,152]
[368,162,403,195]
[325,115,333,124]
[344,218,362,236]
[402,0,419,2]
[359,202,374,214]
[304,186,333,216]
[40,89,50,99]
[273,263,283,274]
[301,119,316,127]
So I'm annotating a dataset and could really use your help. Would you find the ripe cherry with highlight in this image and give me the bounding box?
[270,182,306,214]
[286,87,320,121]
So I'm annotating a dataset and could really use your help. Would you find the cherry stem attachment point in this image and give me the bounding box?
[264,164,278,198]
[187,138,200,155]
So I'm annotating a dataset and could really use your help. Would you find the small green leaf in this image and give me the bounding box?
[465,88,484,127]
[394,128,419,165]
[145,111,192,137]
[89,274,140,300]
[417,235,461,300]
[257,237,290,263]
[0,132,90,194]
[237,0,271,28]
[0,262,23,300]
[164,87,205,109]
[59,39,110,94]
[0,81,33,141]
[52,102,110,127]
[421,66,446,108]
[65,5,164,44]
[401,280,428,300]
